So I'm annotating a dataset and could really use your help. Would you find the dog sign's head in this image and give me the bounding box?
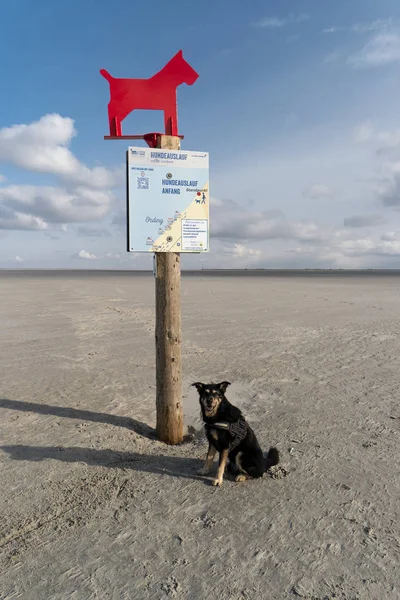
[191,381,231,418]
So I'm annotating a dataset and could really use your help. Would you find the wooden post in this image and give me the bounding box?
[155,134,183,445]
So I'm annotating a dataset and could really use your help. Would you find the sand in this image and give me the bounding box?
[0,271,399,600]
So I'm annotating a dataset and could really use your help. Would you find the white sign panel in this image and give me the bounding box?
[126,147,209,253]
[181,219,208,251]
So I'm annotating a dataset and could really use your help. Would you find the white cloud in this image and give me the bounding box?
[323,19,393,35]
[379,174,400,208]
[344,214,386,228]
[338,237,400,255]
[71,250,123,263]
[2,110,400,269]
[207,196,400,267]
[388,161,400,174]
[211,199,333,244]
[323,49,343,64]
[286,245,316,254]
[0,185,113,225]
[0,114,120,189]
[351,19,394,34]
[302,184,334,200]
[222,243,261,258]
[0,114,122,232]
[354,121,400,149]
[76,250,97,260]
[288,235,400,261]
[111,210,125,226]
[352,121,400,210]
[252,14,309,29]
[349,32,400,68]
[0,174,6,183]
[381,231,400,241]
[323,27,342,34]
[0,205,48,230]
[353,121,375,143]
[44,232,60,240]
[77,226,111,237]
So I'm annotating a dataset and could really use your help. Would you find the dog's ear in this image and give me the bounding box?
[218,381,231,394]
[191,382,204,394]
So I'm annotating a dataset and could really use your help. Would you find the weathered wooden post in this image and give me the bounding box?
[101,52,209,445]
[154,134,183,444]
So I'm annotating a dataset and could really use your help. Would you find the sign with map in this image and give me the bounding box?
[126,147,209,253]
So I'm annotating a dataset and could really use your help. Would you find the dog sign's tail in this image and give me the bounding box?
[264,447,280,471]
[100,69,114,83]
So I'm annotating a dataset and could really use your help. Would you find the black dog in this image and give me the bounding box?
[192,381,279,486]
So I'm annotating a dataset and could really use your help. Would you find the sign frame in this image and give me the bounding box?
[126,146,209,254]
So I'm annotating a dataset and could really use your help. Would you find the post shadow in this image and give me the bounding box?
[0,398,155,439]
[0,444,206,482]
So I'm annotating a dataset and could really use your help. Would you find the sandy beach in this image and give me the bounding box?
[0,271,399,599]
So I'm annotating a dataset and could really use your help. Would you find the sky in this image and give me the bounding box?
[2,0,400,269]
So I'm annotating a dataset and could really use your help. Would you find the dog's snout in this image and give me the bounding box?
[206,395,218,406]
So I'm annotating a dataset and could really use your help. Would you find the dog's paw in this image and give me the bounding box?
[235,474,248,482]
[212,478,223,487]
[197,468,210,476]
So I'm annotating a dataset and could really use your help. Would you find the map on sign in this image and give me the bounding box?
[126,147,209,253]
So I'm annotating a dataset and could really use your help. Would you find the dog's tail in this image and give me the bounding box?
[100,69,114,83]
[264,447,280,471]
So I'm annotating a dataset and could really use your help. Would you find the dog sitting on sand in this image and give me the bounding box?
[192,381,279,487]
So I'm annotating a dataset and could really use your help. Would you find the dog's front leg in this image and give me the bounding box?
[213,449,229,487]
[198,444,217,475]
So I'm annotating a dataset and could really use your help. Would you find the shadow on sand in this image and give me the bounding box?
[0,444,208,482]
[0,398,155,439]
[0,398,214,483]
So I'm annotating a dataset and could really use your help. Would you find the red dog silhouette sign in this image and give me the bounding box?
[100,50,199,139]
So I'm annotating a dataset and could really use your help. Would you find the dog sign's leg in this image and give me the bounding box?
[213,449,229,487]
[108,111,122,137]
[198,444,217,475]
[164,95,178,136]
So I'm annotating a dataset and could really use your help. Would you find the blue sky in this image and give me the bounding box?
[2,0,400,268]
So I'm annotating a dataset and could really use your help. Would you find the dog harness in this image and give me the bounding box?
[205,417,247,452]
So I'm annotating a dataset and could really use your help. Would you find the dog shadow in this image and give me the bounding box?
[0,444,212,483]
[0,398,155,439]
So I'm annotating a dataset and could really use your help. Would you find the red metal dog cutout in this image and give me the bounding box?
[100,50,199,138]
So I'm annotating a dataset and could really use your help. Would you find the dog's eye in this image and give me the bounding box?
[205,389,210,393]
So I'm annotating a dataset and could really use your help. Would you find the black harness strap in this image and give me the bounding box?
[205,417,247,451]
